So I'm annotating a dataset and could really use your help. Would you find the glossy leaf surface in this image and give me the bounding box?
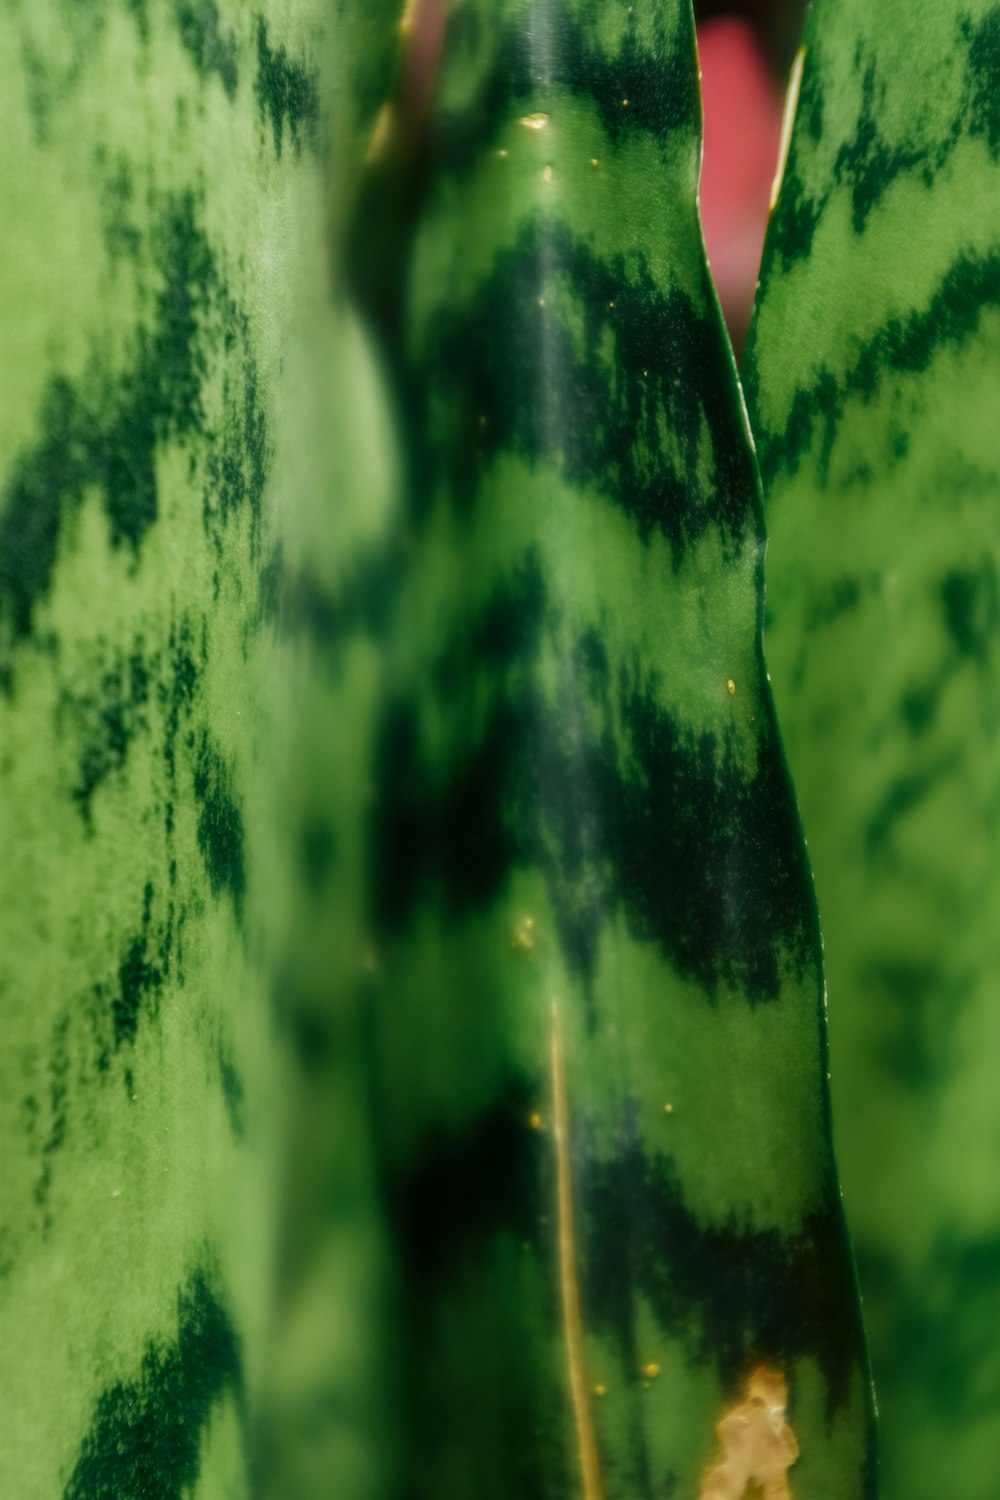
[355,1,875,1494]
[746,3,1000,1494]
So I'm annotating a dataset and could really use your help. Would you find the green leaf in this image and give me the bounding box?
[0,4,369,1496]
[355,1,875,1493]
[746,2,1000,1494]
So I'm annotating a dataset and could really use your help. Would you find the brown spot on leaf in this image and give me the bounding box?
[700,1368,799,1499]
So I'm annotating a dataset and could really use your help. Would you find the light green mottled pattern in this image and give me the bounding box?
[0,3,352,1496]
[356,0,875,1494]
[746,3,1000,1494]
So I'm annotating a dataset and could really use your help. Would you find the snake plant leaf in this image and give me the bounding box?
[351,1,876,1494]
[745,3,1000,1494]
[0,4,369,1496]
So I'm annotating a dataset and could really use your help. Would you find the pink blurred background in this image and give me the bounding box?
[697,11,788,357]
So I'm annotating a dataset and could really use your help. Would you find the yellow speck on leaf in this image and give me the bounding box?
[590,157,599,167]
[529,1112,543,1130]
[497,147,509,158]
[622,98,629,107]
[593,1384,607,1397]
[664,1102,674,1114]
[520,112,549,130]
[643,1363,661,1379]
[543,164,554,183]
[699,1368,799,1500]
[727,678,737,695]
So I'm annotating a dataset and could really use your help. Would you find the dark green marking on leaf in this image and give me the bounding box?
[192,730,246,921]
[799,36,826,143]
[218,1042,246,1138]
[941,558,1000,660]
[240,358,268,527]
[754,14,1000,285]
[755,157,828,278]
[146,190,215,447]
[430,549,548,696]
[271,963,335,1073]
[298,816,338,894]
[172,0,239,99]
[387,1088,871,1493]
[900,672,944,738]
[258,540,284,624]
[20,41,54,145]
[863,958,970,1090]
[95,150,142,263]
[579,1111,866,1416]
[112,881,164,1050]
[415,220,754,557]
[0,193,215,652]
[204,353,270,550]
[59,639,152,822]
[612,681,811,1001]
[126,0,150,44]
[0,379,90,645]
[374,558,811,1003]
[804,574,864,632]
[894,562,1000,737]
[34,1014,71,1219]
[832,53,935,235]
[254,17,319,158]
[863,753,962,859]
[62,1270,244,1500]
[857,1233,1000,1424]
[281,542,401,649]
[963,6,1000,158]
[18,12,106,144]
[373,696,517,931]
[160,615,201,837]
[0,1224,13,1283]
[578,1116,869,1428]
[388,1074,551,1289]
[384,1075,571,1500]
[434,0,696,176]
[752,249,1000,486]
